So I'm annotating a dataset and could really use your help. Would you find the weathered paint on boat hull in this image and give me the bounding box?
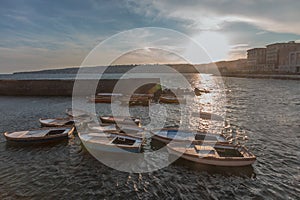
[167,147,256,167]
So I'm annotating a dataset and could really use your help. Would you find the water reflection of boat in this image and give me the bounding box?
[4,127,75,143]
[80,132,143,153]
[167,142,256,167]
[151,128,228,144]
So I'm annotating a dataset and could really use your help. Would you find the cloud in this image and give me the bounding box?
[0,46,87,73]
[1,0,300,73]
[126,0,300,35]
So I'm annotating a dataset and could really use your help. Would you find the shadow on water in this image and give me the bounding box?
[4,139,69,150]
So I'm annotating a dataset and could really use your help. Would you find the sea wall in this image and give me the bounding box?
[0,78,160,96]
[219,74,300,80]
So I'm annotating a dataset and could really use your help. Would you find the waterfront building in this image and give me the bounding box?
[247,41,300,73]
[289,51,300,73]
[266,41,300,72]
[247,48,266,71]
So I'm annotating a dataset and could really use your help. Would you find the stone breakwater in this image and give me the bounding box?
[0,78,160,96]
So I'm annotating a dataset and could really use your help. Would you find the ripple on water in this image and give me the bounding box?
[0,76,299,199]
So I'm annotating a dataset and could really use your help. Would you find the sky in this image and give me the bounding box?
[1,0,300,73]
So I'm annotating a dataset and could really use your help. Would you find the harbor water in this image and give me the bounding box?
[0,76,299,199]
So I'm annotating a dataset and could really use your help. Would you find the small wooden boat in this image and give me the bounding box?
[96,93,123,98]
[167,142,256,167]
[80,132,143,153]
[87,123,118,132]
[39,117,75,127]
[151,128,228,144]
[192,111,224,121]
[120,98,149,106]
[4,127,75,143]
[65,108,92,117]
[120,95,150,106]
[88,122,145,138]
[128,100,149,106]
[88,97,112,103]
[159,95,185,104]
[88,93,123,103]
[194,88,210,96]
[130,95,150,105]
[100,116,141,126]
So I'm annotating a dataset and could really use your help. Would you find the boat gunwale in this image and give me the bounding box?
[150,128,229,144]
[4,127,75,142]
[81,133,142,151]
[167,143,256,161]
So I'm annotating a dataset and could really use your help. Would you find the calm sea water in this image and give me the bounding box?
[0,76,299,199]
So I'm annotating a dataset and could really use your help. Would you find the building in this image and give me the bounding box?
[247,48,266,71]
[266,41,300,72]
[216,59,247,73]
[277,43,300,73]
[247,41,300,73]
[289,51,300,73]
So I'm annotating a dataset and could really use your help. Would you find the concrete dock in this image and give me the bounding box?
[0,78,160,96]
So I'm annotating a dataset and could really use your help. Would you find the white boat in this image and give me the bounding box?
[167,142,256,167]
[87,123,145,139]
[87,123,118,132]
[39,117,75,127]
[100,116,141,126]
[192,111,224,121]
[151,128,228,144]
[4,127,75,143]
[80,132,143,153]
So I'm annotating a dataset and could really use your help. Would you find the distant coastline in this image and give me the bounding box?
[0,64,299,97]
[10,63,300,81]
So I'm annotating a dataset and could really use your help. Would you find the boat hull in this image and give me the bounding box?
[82,140,141,153]
[4,127,75,143]
[88,97,112,103]
[159,96,184,104]
[167,146,256,167]
[100,117,141,126]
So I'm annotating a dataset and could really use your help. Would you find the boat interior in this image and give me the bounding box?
[192,145,243,158]
[46,129,67,136]
[111,137,136,146]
